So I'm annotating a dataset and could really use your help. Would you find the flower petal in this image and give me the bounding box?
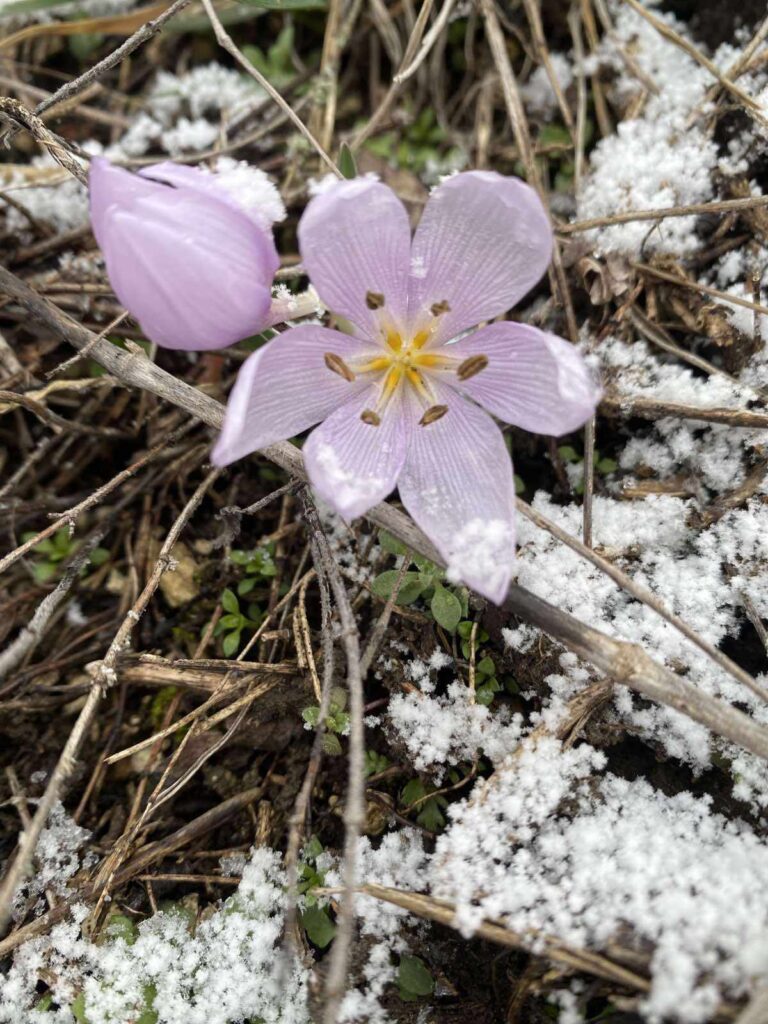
[408,171,552,343]
[139,160,283,243]
[397,384,516,604]
[90,158,275,351]
[212,325,370,466]
[304,386,410,521]
[297,177,411,340]
[448,321,601,435]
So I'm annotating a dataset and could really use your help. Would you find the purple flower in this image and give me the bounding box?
[89,158,280,351]
[213,172,600,603]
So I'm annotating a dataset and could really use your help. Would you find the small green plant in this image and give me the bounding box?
[401,778,448,832]
[297,836,336,948]
[241,24,296,89]
[373,531,467,633]
[302,687,350,756]
[456,620,489,659]
[215,588,263,656]
[229,544,277,596]
[364,749,390,777]
[365,109,463,174]
[397,954,435,1001]
[21,527,109,584]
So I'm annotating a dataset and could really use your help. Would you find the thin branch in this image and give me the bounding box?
[200,0,340,177]
[32,0,194,118]
[517,497,768,704]
[622,0,768,129]
[601,392,768,429]
[297,489,365,1024]
[561,195,768,233]
[633,261,768,318]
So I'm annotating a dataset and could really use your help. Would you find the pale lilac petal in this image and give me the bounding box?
[212,325,370,466]
[90,158,276,351]
[304,387,410,521]
[298,177,411,340]
[139,161,282,250]
[398,384,516,604]
[447,321,601,435]
[408,171,552,344]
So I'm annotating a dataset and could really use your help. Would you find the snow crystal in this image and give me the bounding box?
[577,2,719,255]
[388,679,523,774]
[0,847,308,1024]
[446,517,515,600]
[11,802,92,922]
[521,53,574,119]
[433,740,768,1022]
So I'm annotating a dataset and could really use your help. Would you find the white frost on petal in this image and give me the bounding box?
[314,443,387,520]
[445,517,515,600]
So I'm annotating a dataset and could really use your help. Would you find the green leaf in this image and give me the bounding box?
[558,444,581,464]
[378,530,408,557]
[364,749,390,776]
[338,142,357,180]
[416,796,446,832]
[475,679,500,706]
[430,585,462,633]
[597,457,618,475]
[221,588,240,614]
[412,552,440,575]
[371,570,425,606]
[72,993,88,1024]
[33,561,58,584]
[322,732,343,756]
[401,778,426,807]
[302,705,320,728]
[222,631,241,657]
[89,547,110,567]
[102,913,138,946]
[397,954,434,999]
[514,473,525,495]
[476,656,495,677]
[218,613,244,630]
[301,905,336,948]
[237,577,256,596]
[304,835,324,861]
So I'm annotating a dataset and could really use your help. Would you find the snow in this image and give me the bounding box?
[575,2,759,256]
[432,739,768,1022]
[0,848,309,1024]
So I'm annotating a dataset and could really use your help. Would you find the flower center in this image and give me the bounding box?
[322,291,488,427]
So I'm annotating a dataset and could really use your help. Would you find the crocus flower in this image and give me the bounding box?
[213,172,600,603]
[89,158,280,351]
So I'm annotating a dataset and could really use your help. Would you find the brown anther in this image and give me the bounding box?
[360,409,381,426]
[457,354,489,381]
[419,404,449,426]
[366,291,386,310]
[324,352,356,382]
[430,299,451,316]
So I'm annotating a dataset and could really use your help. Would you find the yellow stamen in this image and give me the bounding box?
[382,365,403,401]
[386,329,404,353]
[411,329,431,350]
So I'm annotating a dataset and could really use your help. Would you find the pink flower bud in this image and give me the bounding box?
[89,158,280,351]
